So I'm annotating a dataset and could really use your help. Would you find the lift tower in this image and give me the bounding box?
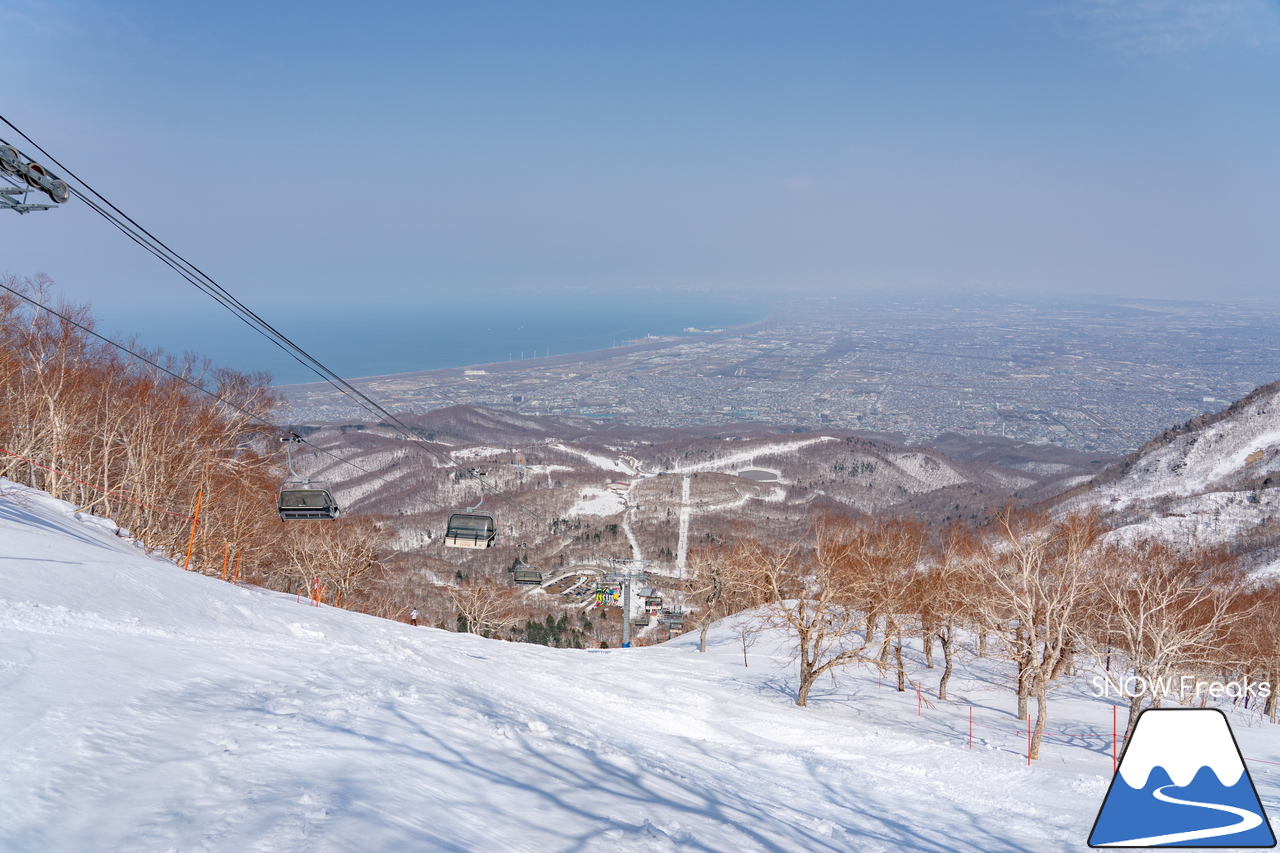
[603,558,652,648]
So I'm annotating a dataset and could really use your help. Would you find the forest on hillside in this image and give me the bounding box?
[683,512,1280,758]
[0,274,385,608]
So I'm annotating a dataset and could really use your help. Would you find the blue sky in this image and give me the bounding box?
[2,0,1279,327]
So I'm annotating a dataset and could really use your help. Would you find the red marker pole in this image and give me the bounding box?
[1027,722,1031,766]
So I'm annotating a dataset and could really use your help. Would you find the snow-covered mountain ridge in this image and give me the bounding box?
[1054,380,1280,562]
[12,478,1277,851]
[1092,380,1279,500]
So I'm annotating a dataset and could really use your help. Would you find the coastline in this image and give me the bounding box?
[273,311,782,394]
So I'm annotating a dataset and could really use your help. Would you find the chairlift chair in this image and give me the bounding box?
[444,510,497,548]
[510,555,542,585]
[445,470,497,548]
[278,482,341,520]
[277,434,339,521]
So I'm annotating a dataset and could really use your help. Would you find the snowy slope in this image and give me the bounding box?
[4,481,1280,852]
[1054,381,1280,556]
[1088,381,1280,501]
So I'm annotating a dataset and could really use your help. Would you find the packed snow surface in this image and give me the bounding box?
[550,443,633,474]
[451,446,509,460]
[4,480,1280,852]
[667,436,837,475]
[567,486,626,517]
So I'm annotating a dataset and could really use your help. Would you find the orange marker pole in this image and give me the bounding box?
[233,551,242,584]
[183,490,202,572]
[221,542,230,581]
[1027,722,1031,766]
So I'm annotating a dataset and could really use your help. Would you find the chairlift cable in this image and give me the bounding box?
[1,116,574,533]
[0,117,458,470]
[0,279,430,503]
[69,184,444,461]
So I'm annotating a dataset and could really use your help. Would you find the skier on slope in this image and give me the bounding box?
[409,608,419,626]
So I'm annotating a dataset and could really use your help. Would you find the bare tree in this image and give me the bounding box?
[1234,584,1280,723]
[1086,538,1251,742]
[446,579,526,638]
[736,515,876,707]
[731,614,763,666]
[857,518,926,692]
[685,540,759,652]
[272,518,387,607]
[924,523,980,701]
[968,510,1105,760]
[686,546,734,653]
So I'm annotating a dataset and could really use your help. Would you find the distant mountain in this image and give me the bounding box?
[1051,380,1280,569]
[285,381,1280,583]
[284,406,1113,586]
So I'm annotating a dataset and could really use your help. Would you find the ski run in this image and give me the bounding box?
[3,478,1279,852]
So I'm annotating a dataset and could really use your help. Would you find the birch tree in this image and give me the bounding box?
[737,516,876,707]
[1087,539,1250,742]
[969,510,1104,760]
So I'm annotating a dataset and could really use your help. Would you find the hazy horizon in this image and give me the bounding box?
[71,288,1278,389]
[3,0,1279,340]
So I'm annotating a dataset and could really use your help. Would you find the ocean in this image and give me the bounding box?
[101,295,776,387]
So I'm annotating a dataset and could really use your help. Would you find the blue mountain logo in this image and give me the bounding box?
[1089,708,1275,847]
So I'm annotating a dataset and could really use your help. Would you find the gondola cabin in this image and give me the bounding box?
[444,512,497,548]
[512,569,543,585]
[277,484,340,520]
